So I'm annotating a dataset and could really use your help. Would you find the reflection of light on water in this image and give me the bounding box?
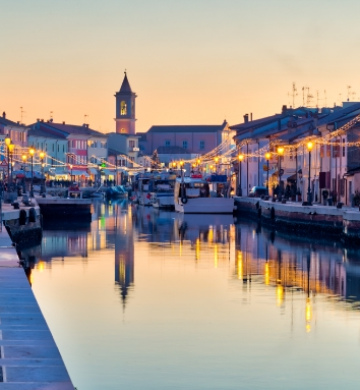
[214,244,218,268]
[195,238,200,261]
[237,251,243,280]
[265,263,270,285]
[208,228,213,243]
[276,283,284,307]
[306,297,312,333]
[37,261,45,272]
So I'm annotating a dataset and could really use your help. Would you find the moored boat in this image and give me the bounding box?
[174,174,234,214]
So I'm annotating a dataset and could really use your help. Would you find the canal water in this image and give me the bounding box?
[22,201,360,390]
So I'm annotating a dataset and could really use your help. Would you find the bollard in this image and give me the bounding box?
[29,208,36,223]
[19,209,27,225]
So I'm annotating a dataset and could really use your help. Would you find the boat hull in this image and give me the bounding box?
[175,197,234,214]
[37,198,92,220]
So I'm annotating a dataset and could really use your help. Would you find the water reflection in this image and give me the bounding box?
[22,202,360,310]
[24,201,360,390]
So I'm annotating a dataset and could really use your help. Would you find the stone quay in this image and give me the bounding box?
[234,196,360,245]
[0,198,74,389]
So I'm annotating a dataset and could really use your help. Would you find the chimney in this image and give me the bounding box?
[282,105,287,114]
[62,121,65,125]
[243,114,249,123]
[250,113,253,121]
[2,112,5,119]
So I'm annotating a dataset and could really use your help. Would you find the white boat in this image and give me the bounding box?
[174,174,234,214]
[133,173,153,206]
[134,171,176,208]
[150,173,176,209]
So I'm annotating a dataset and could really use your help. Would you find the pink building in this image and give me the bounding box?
[139,120,235,157]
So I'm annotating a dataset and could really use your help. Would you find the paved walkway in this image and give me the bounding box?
[0,201,74,389]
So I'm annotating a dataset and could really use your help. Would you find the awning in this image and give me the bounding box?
[88,168,98,175]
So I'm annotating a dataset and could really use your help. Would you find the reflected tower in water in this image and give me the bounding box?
[114,204,134,307]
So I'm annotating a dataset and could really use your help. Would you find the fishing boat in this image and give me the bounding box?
[174,173,235,214]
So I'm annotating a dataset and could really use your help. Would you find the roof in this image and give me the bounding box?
[147,122,227,134]
[230,113,285,132]
[0,115,25,127]
[117,72,132,94]
[28,127,67,139]
[317,102,360,127]
[30,122,105,138]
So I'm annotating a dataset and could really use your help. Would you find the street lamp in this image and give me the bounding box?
[29,146,35,197]
[21,154,27,168]
[4,135,11,187]
[277,146,284,199]
[238,154,244,196]
[214,156,219,173]
[8,141,15,185]
[39,151,46,194]
[265,152,271,195]
[307,141,313,204]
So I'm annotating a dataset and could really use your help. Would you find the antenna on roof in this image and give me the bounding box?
[290,82,297,108]
[20,106,24,123]
[347,85,352,101]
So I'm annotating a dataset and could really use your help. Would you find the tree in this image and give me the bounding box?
[151,149,160,169]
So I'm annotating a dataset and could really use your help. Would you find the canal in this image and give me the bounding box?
[21,200,360,390]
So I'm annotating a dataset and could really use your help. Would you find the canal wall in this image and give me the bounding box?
[0,200,74,389]
[234,196,360,245]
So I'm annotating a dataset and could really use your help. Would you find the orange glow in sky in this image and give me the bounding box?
[2,0,360,133]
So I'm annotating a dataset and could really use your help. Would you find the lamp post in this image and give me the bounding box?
[265,152,271,195]
[29,146,35,197]
[21,154,27,169]
[39,152,46,194]
[238,154,244,196]
[214,156,219,174]
[307,141,313,204]
[8,141,15,186]
[277,146,284,199]
[21,154,27,193]
[4,135,11,187]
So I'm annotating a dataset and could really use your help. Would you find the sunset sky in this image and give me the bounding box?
[2,0,360,133]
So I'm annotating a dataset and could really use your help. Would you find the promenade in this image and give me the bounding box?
[0,200,74,389]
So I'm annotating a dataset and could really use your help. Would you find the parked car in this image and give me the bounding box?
[249,186,267,197]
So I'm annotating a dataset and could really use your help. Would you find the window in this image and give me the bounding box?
[120,128,126,133]
[199,140,205,150]
[343,138,345,157]
[165,140,171,147]
[129,140,135,149]
[120,101,127,115]
[183,140,188,149]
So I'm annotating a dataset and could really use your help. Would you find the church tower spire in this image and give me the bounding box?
[115,71,137,134]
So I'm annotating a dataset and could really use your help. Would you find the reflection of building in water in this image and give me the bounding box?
[234,223,360,303]
[114,204,134,307]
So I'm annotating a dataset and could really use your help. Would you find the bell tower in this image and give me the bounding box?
[115,71,136,134]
